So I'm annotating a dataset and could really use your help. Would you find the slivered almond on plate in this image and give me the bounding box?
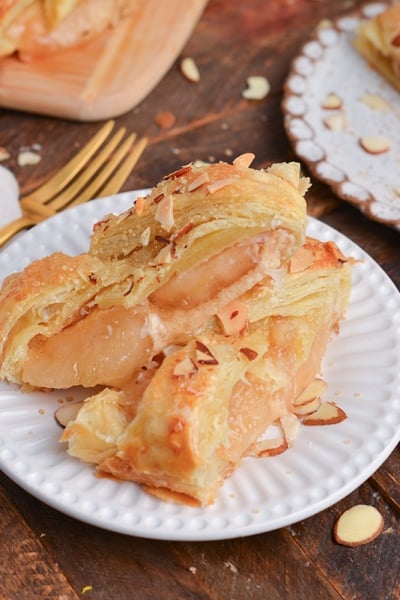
[293,378,327,406]
[359,136,391,154]
[250,437,288,457]
[323,112,347,131]
[302,401,347,426]
[292,396,321,416]
[55,402,83,428]
[322,93,342,109]
[280,413,300,446]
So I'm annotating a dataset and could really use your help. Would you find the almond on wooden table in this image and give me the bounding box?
[333,504,384,547]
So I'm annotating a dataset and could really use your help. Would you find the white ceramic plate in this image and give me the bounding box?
[0,192,399,541]
[283,1,400,231]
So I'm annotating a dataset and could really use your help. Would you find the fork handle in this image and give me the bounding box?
[0,215,37,249]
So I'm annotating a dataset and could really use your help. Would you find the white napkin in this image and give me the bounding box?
[0,165,21,227]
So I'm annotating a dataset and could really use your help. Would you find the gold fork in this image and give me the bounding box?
[0,120,147,248]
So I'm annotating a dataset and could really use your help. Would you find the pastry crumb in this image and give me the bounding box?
[155,111,176,129]
[81,585,93,594]
[224,561,238,574]
[180,57,200,82]
[242,75,270,100]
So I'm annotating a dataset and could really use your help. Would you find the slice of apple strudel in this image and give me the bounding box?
[61,237,352,507]
[0,158,308,390]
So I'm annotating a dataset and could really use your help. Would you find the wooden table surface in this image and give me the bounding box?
[0,1,399,599]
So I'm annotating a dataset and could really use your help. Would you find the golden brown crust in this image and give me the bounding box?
[0,156,352,507]
[354,5,400,91]
[90,160,308,263]
[0,159,307,388]
[62,238,352,506]
[0,1,21,24]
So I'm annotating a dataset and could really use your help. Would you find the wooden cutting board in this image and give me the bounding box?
[0,0,208,121]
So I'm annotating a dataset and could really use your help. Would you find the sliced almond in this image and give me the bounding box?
[140,226,151,247]
[302,401,347,426]
[323,112,347,131]
[195,341,218,365]
[164,165,192,180]
[280,413,300,446]
[173,356,198,377]
[217,299,248,335]
[294,378,327,407]
[333,504,384,547]
[155,196,175,232]
[359,135,391,154]
[250,436,288,457]
[360,94,390,112]
[239,347,258,361]
[134,196,146,216]
[180,57,200,83]
[188,171,210,192]
[322,93,342,109]
[207,177,237,194]
[18,150,41,166]
[242,75,270,100]
[233,153,255,169]
[55,401,83,428]
[292,396,321,416]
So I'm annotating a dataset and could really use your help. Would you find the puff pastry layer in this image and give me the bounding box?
[0,157,352,507]
[0,159,308,389]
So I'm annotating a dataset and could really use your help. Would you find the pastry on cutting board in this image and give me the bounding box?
[353,4,400,92]
[0,156,308,390]
[0,0,138,60]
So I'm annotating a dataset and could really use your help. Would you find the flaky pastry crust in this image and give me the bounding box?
[0,156,352,507]
[0,158,308,388]
[62,238,352,506]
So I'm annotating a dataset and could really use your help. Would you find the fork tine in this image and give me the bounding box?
[20,120,115,206]
[34,126,128,213]
[65,135,147,209]
[94,136,148,199]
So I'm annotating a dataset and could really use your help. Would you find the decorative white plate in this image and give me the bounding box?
[0,192,399,541]
[283,1,400,231]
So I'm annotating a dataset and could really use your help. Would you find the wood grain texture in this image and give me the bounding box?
[0,0,208,121]
[0,1,399,598]
[0,481,79,600]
